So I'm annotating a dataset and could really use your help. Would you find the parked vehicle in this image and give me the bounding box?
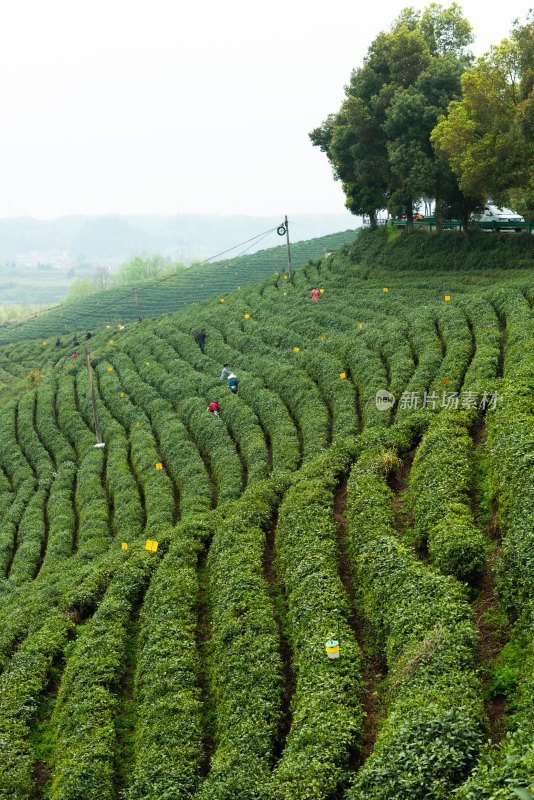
[473,204,524,230]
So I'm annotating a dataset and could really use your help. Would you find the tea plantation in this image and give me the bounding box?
[0,228,533,800]
[0,229,357,347]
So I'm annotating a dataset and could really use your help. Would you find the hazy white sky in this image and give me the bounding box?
[0,0,531,219]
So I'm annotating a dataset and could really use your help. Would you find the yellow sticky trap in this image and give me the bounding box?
[220,298,224,303]
[445,295,450,301]
[237,286,241,290]
[43,341,47,345]
[120,392,124,397]
[441,378,450,384]
[156,463,163,469]
[340,372,346,379]
[106,325,110,328]
[359,323,363,328]
[320,288,324,293]
[145,540,158,552]
[109,339,114,344]
[244,313,250,319]
[9,343,12,346]
[293,346,300,352]
[136,421,140,427]
[108,366,113,372]
[383,287,389,292]
[284,275,288,279]
[121,543,128,550]
[321,335,326,341]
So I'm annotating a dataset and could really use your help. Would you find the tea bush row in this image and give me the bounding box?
[345,440,487,800]
[199,481,283,800]
[49,554,155,800]
[407,410,486,581]
[128,516,212,800]
[269,441,365,800]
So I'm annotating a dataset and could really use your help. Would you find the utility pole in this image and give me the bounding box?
[134,288,142,321]
[84,346,104,447]
[284,215,293,283]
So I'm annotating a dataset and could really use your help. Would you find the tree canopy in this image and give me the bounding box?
[310,3,476,230]
[311,4,534,229]
[432,14,534,219]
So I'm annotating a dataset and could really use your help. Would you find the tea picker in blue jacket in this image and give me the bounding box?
[227,373,238,394]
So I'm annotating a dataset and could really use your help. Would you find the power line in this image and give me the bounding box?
[133,226,279,299]
[0,224,282,339]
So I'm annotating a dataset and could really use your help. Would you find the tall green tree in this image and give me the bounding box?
[65,277,95,303]
[431,15,534,218]
[385,54,480,231]
[419,2,474,60]
[310,4,475,231]
[310,86,390,227]
[118,254,167,285]
[310,22,432,227]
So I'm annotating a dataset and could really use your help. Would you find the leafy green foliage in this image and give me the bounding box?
[1,226,534,800]
[0,230,357,345]
[345,443,487,800]
[432,14,534,219]
[407,410,486,580]
[311,4,475,226]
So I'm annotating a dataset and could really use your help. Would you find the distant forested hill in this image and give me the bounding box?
[0,212,357,263]
[0,229,358,343]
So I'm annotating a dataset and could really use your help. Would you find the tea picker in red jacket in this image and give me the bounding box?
[207,401,220,417]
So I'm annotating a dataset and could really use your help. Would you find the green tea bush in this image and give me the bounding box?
[7,486,48,584]
[16,390,54,477]
[199,482,283,800]
[129,517,212,800]
[407,410,486,581]
[50,555,154,800]
[269,442,364,800]
[460,298,501,392]
[0,478,35,577]
[346,226,534,274]
[0,402,35,487]
[345,444,486,800]
[35,378,77,465]
[0,614,74,800]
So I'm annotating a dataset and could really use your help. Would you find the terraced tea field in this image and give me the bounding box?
[0,232,533,800]
[0,229,357,347]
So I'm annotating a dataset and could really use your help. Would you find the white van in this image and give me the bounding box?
[476,204,524,228]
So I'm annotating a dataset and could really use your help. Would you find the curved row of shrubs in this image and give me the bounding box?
[453,289,534,798]
[198,481,283,800]
[407,409,486,581]
[49,553,155,800]
[128,515,212,800]
[268,441,365,800]
[345,440,487,800]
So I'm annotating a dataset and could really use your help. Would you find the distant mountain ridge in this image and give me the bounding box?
[0,212,358,263]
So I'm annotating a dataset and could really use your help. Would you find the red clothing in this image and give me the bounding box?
[208,402,220,413]
[311,289,320,301]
